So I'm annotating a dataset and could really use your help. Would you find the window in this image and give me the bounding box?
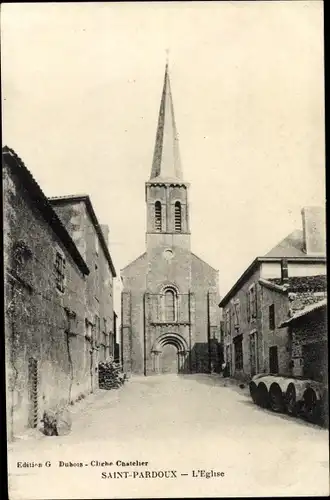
[85,320,92,341]
[155,201,162,231]
[164,289,176,322]
[246,290,250,321]
[234,335,243,370]
[101,332,107,359]
[269,304,275,330]
[95,315,101,344]
[225,308,231,335]
[248,284,257,320]
[54,252,66,292]
[233,300,240,329]
[269,346,279,374]
[103,318,107,334]
[174,202,182,232]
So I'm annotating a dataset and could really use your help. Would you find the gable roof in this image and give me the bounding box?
[120,252,147,274]
[264,229,306,257]
[49,195,116,277]
[3,146,89,276]
[191,252,219,273]
[218,255,326,307]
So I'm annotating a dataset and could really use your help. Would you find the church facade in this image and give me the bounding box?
[121,64,220,375]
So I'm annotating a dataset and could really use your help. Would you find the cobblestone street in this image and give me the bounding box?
[8,375,329,499]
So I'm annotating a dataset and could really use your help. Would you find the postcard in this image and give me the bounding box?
[2,1,328,499]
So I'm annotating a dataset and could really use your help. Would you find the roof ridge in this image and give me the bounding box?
[48,194,89,200]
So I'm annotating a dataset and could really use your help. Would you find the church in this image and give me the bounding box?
[121,64,220,375]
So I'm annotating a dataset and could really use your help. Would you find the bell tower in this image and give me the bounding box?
[121,60,221,376]
[145,63,191,256]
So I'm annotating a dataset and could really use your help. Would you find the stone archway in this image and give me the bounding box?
[151,333,188,374]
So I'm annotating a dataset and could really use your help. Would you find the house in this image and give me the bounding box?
[280,299,327,384]
[3,147,117,441]
[219,207,326,381]
[49,195,117,375]
[121,63,220,375]
[3,147,90,439]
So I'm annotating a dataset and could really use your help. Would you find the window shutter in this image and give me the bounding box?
[247,290,250,321]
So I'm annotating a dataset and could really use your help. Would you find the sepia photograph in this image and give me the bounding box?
[2,1,328,498]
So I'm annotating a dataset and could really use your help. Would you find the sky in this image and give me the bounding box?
[1,1,325,317]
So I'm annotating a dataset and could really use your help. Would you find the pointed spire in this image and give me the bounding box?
[150,60,183,181]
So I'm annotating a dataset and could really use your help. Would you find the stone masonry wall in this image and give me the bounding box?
[259,286,291,375]
[222,268,262,381]
[4,166,90,439]
[291,308,327,382]
[52,201,115,375]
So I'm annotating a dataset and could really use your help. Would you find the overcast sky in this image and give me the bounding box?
[2,2,325,316]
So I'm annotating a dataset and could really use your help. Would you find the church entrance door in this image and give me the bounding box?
[151,333,188,374]
[160,344,178,373]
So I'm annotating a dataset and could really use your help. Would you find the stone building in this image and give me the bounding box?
[280,299,327,384]
[121,64,220,375]
[49,195,117,371]
[219,207,326,381]
[4,147,89,439]
[3,147,117,440]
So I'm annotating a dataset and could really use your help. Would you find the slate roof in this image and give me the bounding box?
[150,63,183,181]
[219,225,326,307]
[264,229,306,257]
[2,146,90,276]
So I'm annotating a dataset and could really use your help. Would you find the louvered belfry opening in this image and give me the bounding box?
[174,201,182,232]
[155,201,162,231]
[28,357,38,428]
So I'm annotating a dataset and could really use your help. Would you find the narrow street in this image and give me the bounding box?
[8,375,329,499]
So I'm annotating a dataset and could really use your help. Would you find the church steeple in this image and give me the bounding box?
[146,61,190,239]
[150,62,183,181]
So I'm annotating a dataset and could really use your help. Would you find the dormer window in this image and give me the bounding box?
[155,201,162,232]
[174,202,182,232]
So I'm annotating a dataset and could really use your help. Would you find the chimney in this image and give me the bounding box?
[301,206,326,255]
[100,224,109,246]
[281,258,289,286]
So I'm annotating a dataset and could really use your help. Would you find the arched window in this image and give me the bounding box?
[174,202,182,232]
[155,201,162,232]
[164,289,176,322]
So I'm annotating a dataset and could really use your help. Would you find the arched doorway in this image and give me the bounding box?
[151,333,188,374]
[161,344,178,373]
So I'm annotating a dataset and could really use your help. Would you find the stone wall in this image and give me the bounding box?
[259,286,291,375]
[4,165,90,439]
[290,307,327,382]
[221,268,262,381]
[52,201,115,369]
